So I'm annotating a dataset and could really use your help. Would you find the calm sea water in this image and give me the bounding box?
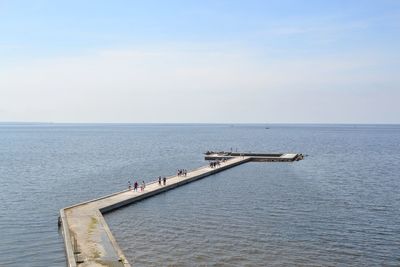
[0,124,399,266]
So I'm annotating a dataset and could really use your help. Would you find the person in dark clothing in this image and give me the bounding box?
[163,176,166,185]
[158,176,162,185]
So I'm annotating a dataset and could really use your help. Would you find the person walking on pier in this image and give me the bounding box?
[134,181,138,192]
[141,181,146,191]
[163,176,166,185]
[158,176,162,185]
[128,181,131,190]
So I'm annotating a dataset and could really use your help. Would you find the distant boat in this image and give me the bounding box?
[265,127,270,129]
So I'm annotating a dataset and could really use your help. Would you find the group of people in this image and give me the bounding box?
[128,161,229,192]
[127,180,146,192]
[158,176,167,186]
[177,169,187,176]
[128,176,168,192]
[209,161,221,168]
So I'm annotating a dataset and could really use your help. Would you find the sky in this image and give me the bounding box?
[0,0,399,123]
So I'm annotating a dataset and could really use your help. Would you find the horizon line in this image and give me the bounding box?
[0,122,399,126]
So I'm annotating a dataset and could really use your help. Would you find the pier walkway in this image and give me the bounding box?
[60,153,302,266]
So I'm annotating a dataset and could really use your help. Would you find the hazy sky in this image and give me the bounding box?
[1,0,399,123]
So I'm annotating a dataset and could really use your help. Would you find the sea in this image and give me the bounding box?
[0,123,399,266]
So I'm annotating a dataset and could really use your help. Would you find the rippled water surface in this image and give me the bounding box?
[0,124,400,266]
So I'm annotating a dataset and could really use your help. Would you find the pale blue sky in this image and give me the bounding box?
[0,0,399,123]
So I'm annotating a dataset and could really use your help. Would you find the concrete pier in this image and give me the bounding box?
[60,152,302,266]
[204,151,303,162]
